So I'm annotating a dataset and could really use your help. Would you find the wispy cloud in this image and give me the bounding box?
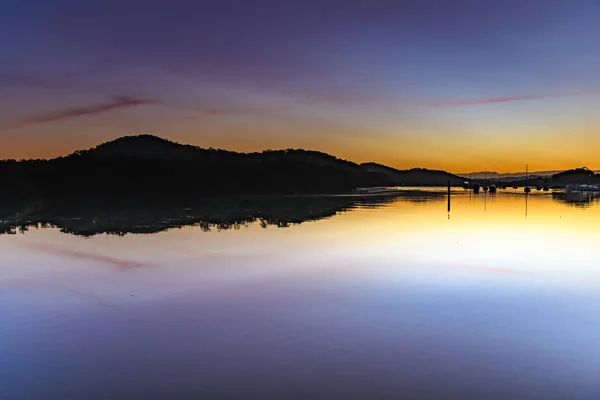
[179,105,291,122]
[176,89,595,123]
[413,90,595,108]
[3,95,157,130]
[20,241,152,270]
[177,93,375,122]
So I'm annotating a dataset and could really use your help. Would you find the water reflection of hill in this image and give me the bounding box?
[0,191,444,236]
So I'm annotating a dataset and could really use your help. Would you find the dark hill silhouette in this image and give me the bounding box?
[495,167,599,187]
[361,162,464,186]
[80,134,207,160]
[456,170,570,179]
[80,135,360,172]
[0,135,467,199]
[1,135,390,197]
[551,167,598,184]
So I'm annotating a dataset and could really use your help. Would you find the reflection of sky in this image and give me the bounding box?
[2,1,600,171]
[2,192,600,398]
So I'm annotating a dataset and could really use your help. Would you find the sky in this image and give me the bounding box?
[1,0,600,172]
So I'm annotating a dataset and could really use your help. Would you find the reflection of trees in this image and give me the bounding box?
[551,191,600,208]
[0,191,444,237]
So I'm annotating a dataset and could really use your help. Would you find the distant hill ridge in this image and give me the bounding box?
[71,134,352,163]
[2,135,596,197]
[457,169,600,179]
[361,162,464,186]
[78,135,465,185]
[0,134,465,199]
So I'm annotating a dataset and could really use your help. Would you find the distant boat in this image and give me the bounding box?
[536,186,542,191]
[483,185,489,191]
[543,186,549,191]
[512,185,519,189]
[489,184,497,193]
[463,181,470,189]
[472,182,480,193]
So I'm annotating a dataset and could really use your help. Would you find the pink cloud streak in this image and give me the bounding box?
[179,105,289,122]
[3,96,157,130]
[178,89,596,122]
[177,93,377,122]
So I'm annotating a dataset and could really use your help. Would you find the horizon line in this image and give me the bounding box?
[0,134,597,175]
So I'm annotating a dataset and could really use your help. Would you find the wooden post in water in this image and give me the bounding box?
[447,180,451,212]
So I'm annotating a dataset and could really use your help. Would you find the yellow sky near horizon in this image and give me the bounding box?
[2,133,598,174]
[2,91,599,174]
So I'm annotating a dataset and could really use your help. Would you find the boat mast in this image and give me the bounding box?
[524,163,532,193]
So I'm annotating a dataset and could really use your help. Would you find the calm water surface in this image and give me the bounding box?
[2,190,600,399]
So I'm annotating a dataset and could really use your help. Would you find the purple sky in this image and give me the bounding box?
[1,0,600,171]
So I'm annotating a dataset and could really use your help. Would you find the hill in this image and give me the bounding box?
[0,135,474,200]
[457,170,561,179]
[361,163,465,186]
[79,135,360,172]
[489,167,599,187]
[1,135,391,198]
[551,167,599,184]
[457,169,600,180]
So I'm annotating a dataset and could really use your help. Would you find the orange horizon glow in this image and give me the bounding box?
[2,131,600,174]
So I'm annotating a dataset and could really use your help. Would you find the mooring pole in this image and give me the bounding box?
[447,179,451,212]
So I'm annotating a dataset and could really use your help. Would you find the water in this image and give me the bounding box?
[1,189,600,399]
